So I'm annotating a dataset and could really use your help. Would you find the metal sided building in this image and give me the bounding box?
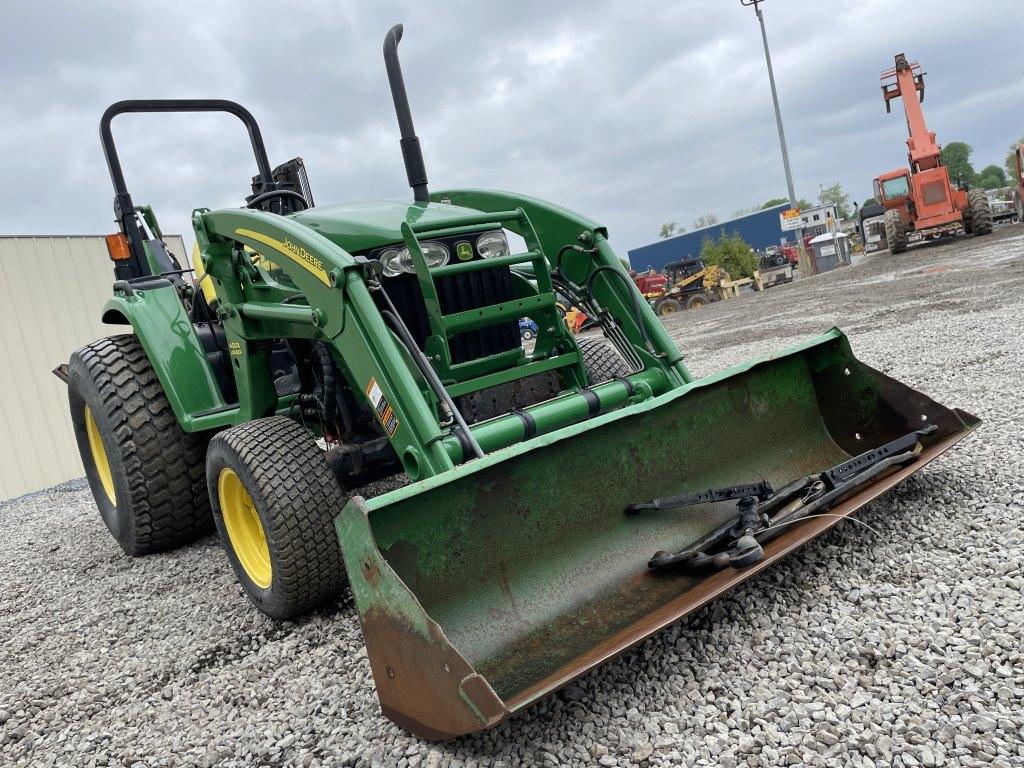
[0,235,187,502]
[628,204,790,273]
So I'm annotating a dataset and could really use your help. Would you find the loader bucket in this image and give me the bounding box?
[336,328,978,740]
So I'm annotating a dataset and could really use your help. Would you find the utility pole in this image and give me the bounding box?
[741,0,810,273]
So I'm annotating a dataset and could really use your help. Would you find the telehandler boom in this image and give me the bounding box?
[874,53,991,253]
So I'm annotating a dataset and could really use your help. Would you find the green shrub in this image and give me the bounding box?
[699,230,757,279]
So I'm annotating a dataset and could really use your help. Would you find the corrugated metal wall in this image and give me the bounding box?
[0,236,187,501]
[628,204,790,273]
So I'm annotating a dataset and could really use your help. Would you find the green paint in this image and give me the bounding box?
[338,328,976,726]
[290,200,486,254]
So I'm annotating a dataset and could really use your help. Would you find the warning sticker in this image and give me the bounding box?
[365,377,399,437]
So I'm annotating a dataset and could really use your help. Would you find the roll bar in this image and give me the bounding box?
[99,99,275,279]
[384,25,429,204]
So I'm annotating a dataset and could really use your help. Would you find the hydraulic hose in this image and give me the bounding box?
[374,283,484,459]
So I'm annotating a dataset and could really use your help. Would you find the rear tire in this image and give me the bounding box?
[967,188,993,236]
[68,335,212,555]
[884,209,908,254]
[578,337,632,384]
[654,297,681,316]
[206,417,347,620]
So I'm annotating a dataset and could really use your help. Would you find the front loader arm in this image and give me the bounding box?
[195,207,454,477]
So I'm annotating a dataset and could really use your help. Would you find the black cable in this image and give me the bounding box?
[585,265,658,353]
[374,284,484,459]
[245,189,310,210]
[555,243,597,276]
[550,273,643,373]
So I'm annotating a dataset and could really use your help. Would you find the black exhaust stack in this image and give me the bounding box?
[384,24,429,204]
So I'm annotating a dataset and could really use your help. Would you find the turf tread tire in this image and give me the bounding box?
[68,334,212,555]
[206,417,347,620]
[578,337,632,385]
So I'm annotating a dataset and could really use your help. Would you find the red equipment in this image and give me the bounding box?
[873,54,991,253]
[630,269,668,297]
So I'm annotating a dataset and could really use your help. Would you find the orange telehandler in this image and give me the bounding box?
[873,54,992,254]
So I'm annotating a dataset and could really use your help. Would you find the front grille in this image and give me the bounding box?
[380,266,520,364]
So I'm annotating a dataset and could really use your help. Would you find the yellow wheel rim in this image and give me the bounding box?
[84,405,115,505]
[218,468,272,588]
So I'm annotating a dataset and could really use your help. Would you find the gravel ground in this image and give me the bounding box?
[2,227,1023,767]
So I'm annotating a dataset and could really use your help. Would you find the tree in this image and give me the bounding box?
[692,212,719,229]
[975,164,1008,190]
[762,196,813,211]
[818,183,851,219]
[861,197,878,208]
[941,141,976,186]
[1004,135,1023,186]
[700,230,757,279]
[732,206,759,218]
[659,222,683,238]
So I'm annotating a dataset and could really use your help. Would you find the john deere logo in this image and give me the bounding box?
[455,241,473,261]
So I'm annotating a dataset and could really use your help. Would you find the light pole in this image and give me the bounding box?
[741,0,809,271]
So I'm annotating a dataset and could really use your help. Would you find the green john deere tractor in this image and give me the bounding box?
[66,24,978,740]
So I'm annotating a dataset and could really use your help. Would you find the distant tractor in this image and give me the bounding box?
[873,54,992,254]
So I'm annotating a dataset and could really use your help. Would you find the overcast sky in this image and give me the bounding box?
[2,0,1022,256]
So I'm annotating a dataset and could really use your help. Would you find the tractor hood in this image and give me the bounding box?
[291,200,484,254]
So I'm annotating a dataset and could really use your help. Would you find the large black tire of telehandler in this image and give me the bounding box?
[966,188,993,236]
[68,335,213,555]
[206,417,347,620]
[884,209,908,254]
[578,337,632,385]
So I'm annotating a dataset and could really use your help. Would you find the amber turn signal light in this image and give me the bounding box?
[105,233,131,261]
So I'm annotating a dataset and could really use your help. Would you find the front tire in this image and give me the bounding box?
[578,337,632,384]
[884,209,908,254]
[68,335,212,555]
[654,297,681,316]
[207,417,347,619]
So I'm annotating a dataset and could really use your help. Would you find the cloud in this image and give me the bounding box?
[1,0,1021,253]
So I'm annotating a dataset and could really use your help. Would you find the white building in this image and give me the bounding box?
[0,235,187,501]
[798,204,842,238]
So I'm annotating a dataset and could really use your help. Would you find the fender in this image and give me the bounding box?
[102,286,231,431]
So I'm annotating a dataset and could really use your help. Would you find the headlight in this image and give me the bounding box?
[476,230,509,259]
[380,248,407,277]
[381,241,450,277]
